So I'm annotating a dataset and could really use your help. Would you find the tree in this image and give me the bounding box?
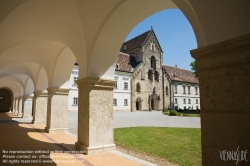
[190,60,198,78]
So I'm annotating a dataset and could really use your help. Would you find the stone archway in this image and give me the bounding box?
[150,94,159,110]
[0,89,12,112]
[136,97,142,111]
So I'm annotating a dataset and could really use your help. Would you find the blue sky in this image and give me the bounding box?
[125,9,197,70]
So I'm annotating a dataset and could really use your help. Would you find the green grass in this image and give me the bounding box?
[114,127,201,166]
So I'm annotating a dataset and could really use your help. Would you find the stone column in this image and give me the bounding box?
[191,34,250,166]
[75,77,116,154]
[45,88,69,133]
[15,98,19,115]
[22,96,33,119]
[12,99,16,113]
[15,98,20,115]
[32,92,48,123]
[18,97,23,116]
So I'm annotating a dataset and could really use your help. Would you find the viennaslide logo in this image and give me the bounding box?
[219,146,248,165]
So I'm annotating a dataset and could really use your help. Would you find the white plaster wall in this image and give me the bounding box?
[113,92,130,112]
[113,74,131,112]
[172,82,200,110]
[68,66,79,111]
[68,89,78,111]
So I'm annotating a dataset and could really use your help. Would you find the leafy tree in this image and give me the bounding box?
[190,60,198,78]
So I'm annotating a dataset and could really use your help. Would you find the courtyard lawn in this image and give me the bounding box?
[114,127,201,166]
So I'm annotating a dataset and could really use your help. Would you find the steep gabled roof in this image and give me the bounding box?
[115,52,141,73]
[120,30,151,53]
[163,65,198,83]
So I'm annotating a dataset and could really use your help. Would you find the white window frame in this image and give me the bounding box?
[73,97,78,105]
[195,87,198,95]
[188,86,191,95]
[124,82,128,90]
[188,99,191,104]
[183,86,186,94]
[113,99,117,106]
[174,85,178,94]
[124,99,128,106]
[114,76,118,89]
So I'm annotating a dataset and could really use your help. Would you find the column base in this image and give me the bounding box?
[45,127,68,133]
[75,142,116,155]
[23,115,33,119]
[32,120,44,124]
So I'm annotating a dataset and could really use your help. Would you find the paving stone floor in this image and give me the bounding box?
[0,112,157,166]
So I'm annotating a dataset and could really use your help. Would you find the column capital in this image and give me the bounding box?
[190,33,250,79]
[46,88,69,96]
[191,33,250,71]
[23,95,34,100]
[76,77,116,90]
[33,91,49,98]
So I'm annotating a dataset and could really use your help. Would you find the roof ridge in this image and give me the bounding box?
[118,52,130,56]
[162,64,193,72]
[123,30,151,44]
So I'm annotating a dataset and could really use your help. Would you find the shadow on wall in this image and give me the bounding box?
[0,89,12,112]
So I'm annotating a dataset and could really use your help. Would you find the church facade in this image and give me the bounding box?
[68,28,199,112]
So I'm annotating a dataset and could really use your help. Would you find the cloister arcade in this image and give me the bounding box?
[0,1,249,165]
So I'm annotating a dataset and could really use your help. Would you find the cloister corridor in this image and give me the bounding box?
[0,1,249,165]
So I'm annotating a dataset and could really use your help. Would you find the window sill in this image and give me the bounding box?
[72,104,78,106]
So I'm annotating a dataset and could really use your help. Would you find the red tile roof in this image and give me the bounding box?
[115,52,141,72]
[120,30,151,52]
[163,65,198,83]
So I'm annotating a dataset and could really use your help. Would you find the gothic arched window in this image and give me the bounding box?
[136,83,141,92]
[155,71,159,82]
[151,56,156,69]
[148,70,153,81]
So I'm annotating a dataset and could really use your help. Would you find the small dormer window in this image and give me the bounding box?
[116,63,119,69]
[123,46,127,51]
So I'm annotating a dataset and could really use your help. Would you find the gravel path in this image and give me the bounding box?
[68,111,200,135]
[114,111,200,128]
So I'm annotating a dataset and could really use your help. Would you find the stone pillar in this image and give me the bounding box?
[191,34,250,166]
[75,77,116,154]
[18,97,23,116]
[12,99,16,113]
[45,88,69,133]
[32,92,48,123]
[15,98,20,115]
[15,98,19,115]
[22,96,33,119]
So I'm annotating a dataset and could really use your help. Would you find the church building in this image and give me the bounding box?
[68,28,199,112]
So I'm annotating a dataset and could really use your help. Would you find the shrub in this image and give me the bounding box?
[163,109,170,115]
[169,110,178,116]
[177,109,183,112]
